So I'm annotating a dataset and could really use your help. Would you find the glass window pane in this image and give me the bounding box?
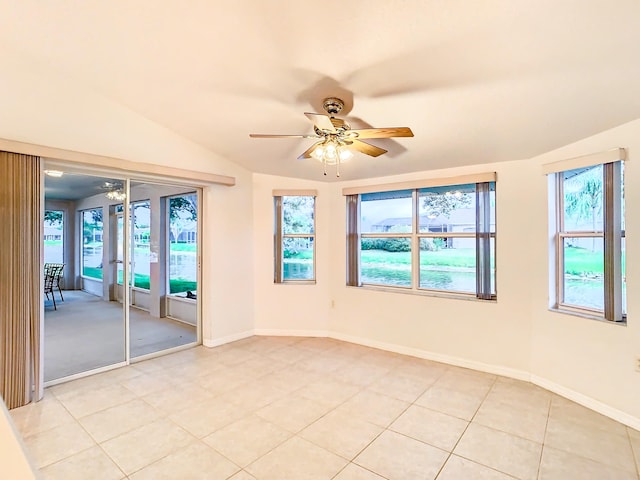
[169,193,197,294]
[563,165,603,231]
[44,210,64,264]
[361,190,413,234]
[82,208,103,279]
[282,196,314,234]
[562,237,603,310]
[419,237,476,293]
[360,237,411,287]
[283,237,314,280]
[419,184,475,233]
[132,201,151,289]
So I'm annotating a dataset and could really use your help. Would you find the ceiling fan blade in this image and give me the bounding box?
[350,127,414,139]
[249,134,318,138]
[304,112,337,133]
[351,140,388,157]
[297,142,322,160]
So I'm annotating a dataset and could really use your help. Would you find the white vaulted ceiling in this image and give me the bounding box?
[1,1,640,181]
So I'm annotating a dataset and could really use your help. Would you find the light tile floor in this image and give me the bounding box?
[10,336,640,479]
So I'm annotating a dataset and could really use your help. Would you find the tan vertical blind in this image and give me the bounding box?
[345,195,360,286]
[0,151,42,409]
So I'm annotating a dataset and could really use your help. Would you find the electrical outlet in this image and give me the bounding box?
[330,299,335,308]
[636,356,640,372]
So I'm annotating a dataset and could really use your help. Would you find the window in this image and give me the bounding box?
[81,208,103,279]
[168,193,198,295]
[274,192,316,283]
[346,177,496,299]
[549,156,625,321]
[44,210,64,264]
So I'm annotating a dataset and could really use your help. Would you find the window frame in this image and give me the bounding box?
[273,193,317,284]
[552,160,625,322]
[348,181,496,300]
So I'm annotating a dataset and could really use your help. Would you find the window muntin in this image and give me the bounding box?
[274,195,316,283]
[554,162,625,321]
[354,183,496,298]
[81,208,103,280]
[168,193,198,295]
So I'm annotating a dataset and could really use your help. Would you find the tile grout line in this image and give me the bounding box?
[625,427,640,480]
[432,374,498,480]
[535,393,553,479]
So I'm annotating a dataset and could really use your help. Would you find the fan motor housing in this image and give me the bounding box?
[322,97,344,115]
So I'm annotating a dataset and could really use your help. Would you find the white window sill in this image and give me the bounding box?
[548,307,626,326]
[352,284,497,303]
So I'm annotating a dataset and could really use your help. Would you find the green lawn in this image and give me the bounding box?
[564,246,604,276]
[83,267,196,294]
[169,243,197,252]
[359,246,612,277]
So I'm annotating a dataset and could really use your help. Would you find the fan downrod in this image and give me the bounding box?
[322,97,344,115]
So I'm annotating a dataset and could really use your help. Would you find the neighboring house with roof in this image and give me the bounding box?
[372,208,495,248]
[43,226,62,241]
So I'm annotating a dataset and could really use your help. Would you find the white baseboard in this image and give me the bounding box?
[203,330,254,348]
[530,375,640,431]
[254,329,329,338]
[330,332,531,382]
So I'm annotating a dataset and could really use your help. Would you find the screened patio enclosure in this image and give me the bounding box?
[43,168,201,383]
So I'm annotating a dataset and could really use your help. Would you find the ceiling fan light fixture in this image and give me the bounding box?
[339,148,353,162]
[106,189,127,201]
[310,138,353,177]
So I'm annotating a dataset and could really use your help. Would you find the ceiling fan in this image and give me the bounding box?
[249,97,413,176]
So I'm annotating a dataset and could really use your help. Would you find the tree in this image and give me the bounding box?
[83,209,103,244]
[44,210,63,225]
[169,194,197,243]
[421,191,472,219]
[169,194,197,222]
[564,167,603,251]
[282,196,314,256]
[282,196,314,233]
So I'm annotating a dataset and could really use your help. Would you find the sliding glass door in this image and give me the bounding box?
[43,167,200,384]
[44,172,128,382]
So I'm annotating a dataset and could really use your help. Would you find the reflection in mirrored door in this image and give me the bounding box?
[43,170,127,382]
[128,182,198,360]
[43,169,200,383]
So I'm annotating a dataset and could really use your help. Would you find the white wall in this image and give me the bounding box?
[528,120,640,425]
[252,174,332,335]
[332,161,535,377]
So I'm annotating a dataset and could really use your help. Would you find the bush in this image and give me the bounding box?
[361,238,411,252]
